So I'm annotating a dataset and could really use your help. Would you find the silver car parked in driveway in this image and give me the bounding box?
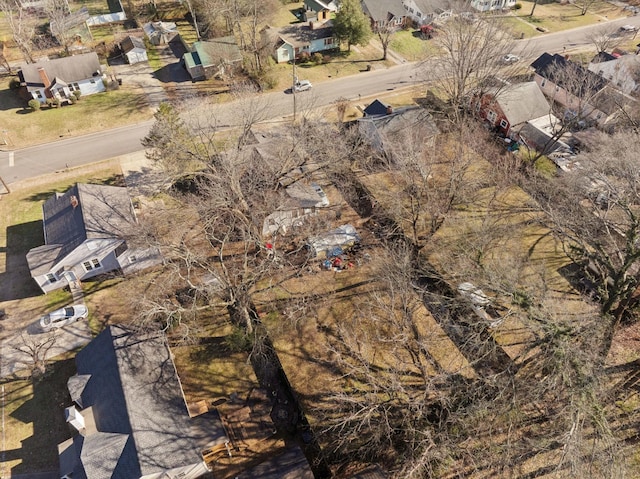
[39,305,88,331]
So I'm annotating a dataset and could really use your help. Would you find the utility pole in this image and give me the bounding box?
[292,51,297,123]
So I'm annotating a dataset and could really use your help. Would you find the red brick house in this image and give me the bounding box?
[471,81,551,137]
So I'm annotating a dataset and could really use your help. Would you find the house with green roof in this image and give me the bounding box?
[183,36,243,81]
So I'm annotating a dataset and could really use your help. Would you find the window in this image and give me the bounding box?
[487,110,497,123]
[46,273,58,283]
[90,79,95,84]
[36,91,43,99]
[128,255,138,264]
[82,258,102,272]
[499,119,508,129]
[324,38,334,45]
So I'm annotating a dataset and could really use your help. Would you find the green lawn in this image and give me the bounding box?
[390,29,440,62]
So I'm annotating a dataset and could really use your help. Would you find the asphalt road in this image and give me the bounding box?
[2,14,640,185]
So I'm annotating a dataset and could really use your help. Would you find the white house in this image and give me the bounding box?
[26,183,161,293]
[263,21,336,63]
[17,53,105,104]
[588,53,640,97]
[402,0,454,25]
[469,0,515,12]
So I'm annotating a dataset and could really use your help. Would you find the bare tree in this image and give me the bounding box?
[586,25,622,53]
[0,0,36,63]
[45,0,72,54]
[532,131,640,358]
[374,23,396,61]
[12,332,57,378]
[427,16,517,112]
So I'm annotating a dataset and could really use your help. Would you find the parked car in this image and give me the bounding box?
[620,24,638,32]
[39,305,88,331]
[502,53,520,64]
[293,80,312,92]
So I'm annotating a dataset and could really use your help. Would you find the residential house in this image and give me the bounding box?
[471,81,552,137]
[361,0,408,30]
[263,180,331,236]
[363,98,393,116]
[58,325,225,479]
[469,0,516,12]
[17,52,104,104]
[530,52,633,128]
[143,21,179,45]
[402,0,455,25]
[120,35,148,64]
[183,36,243,80]
[303,0,337,21]
[358,103,439,154]
[588,52,640,97]
[263,21,337,63]
[26,183,161,293]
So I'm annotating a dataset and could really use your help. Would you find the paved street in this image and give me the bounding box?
[1,14,640,185]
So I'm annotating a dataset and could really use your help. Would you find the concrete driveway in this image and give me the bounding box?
[108,39,195,107]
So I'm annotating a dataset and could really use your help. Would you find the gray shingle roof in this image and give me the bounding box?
[67,325,227,478]
[274,21,334,48]
[121,36,146,53]
[361,0,406,22]
[18,52,102,89]
[494,82,551,127]
[26,183,136,275]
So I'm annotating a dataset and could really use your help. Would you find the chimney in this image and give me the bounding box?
[70,195,78,209]
[65,405,86,434]
[37,67,51,88]
[386,105,393,115]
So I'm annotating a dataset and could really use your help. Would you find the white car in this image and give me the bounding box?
[39,304,88,331]
[620,24,638,32]
[502,54,520,64]
[293,80,313,92]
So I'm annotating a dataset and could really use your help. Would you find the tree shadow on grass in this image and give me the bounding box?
[9,358,76,474]
[0,221,44,303]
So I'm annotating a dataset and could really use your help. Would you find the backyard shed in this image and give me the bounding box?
[120,36,147,64]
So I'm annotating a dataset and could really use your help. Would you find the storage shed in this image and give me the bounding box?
[121,36,147,64]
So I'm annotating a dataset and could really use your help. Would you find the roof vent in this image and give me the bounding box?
[70,195,78,209]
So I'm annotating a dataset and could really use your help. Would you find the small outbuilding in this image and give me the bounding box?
[307,224,360,258]
[120,36,147,64]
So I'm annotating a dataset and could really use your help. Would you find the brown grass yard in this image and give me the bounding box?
[507,0,626,37]
[0,76,152,149]
[260,258,476,433]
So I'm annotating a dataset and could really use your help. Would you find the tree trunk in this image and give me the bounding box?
[530,0,538,16]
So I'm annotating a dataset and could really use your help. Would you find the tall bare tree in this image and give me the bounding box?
[45,0,72,54]
[0,0,36,63]
[427,16,517,112]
